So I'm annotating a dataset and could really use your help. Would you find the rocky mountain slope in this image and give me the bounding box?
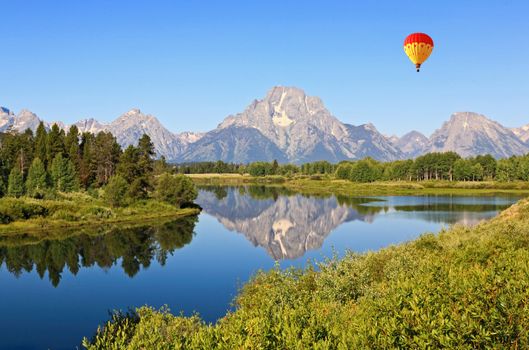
[512,124,529,143]
[427,112,528,158]
[2,88,528,162]
[180,86,402,163]
[392,130,430,158]
[0,107,203,159]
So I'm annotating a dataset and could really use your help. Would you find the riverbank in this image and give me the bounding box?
[83,196,529,349]
[188,173,529,195]
[0,192,200,235]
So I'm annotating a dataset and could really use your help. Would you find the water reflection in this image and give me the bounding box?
[0,216,198,286]
[196,186,519,260]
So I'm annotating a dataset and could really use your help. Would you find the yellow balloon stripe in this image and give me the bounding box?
[404,43,433,65]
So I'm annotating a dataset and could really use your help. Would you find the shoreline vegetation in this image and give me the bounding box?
[188,173,529,196]
[0,193,200,236]
[83,195,529,349]
[0,127,200,235]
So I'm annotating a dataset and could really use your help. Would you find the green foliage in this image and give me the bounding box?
[0,199,48,221]
[0,175,6,197]
[103,175,129,208]
[83,199,529,350]
[155,173,197,208]
[301,160,335,175]
[126,177,149,201]
[175,161,245,174]
[34,122,48,167]
[247,161,275,176]
[7,166,24,197]
[26,157,48,198]
[349,158,383,182]
[496,159,516,182]
[117,146,141,183]
[137,134,155,176]
[50,154,79,192]
[46,123,65,165]
[65,125,81,171]
[117,140,155,198]
[454,159,473,181]
[335,162,352,179]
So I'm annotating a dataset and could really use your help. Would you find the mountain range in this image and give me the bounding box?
[1,87,528,162]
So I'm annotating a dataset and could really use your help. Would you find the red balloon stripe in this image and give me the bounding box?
[404,33,434,47]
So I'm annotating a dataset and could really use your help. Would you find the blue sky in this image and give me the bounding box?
[1,0,528,136]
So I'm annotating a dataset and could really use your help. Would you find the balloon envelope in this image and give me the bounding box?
[404,33,434,72]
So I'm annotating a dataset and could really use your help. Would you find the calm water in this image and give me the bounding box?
[0,187,523,350]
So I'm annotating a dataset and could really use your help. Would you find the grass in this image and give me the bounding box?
[83,195,529,349]
[188,173,529,196]
[0,192,200,236]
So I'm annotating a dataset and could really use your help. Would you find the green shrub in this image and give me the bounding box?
[103,175,129,208]
[83,206,113,219]
[0,212,12,224]
[155,173,197,208]
[0,200,48,221]
[51,209,80,221]
[83,199,529,349]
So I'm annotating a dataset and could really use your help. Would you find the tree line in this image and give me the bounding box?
[0,123,196,207]
[175,152,529,182]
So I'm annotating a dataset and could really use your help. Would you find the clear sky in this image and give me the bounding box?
[2,0,529,136]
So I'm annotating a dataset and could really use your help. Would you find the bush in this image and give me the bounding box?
[0,199,48,221]
[103,175,129,208]
[155,174,197,208]
[51,209,79,221]
[0,212,12,224]
[83,206,113,219]
[335,163,353,180]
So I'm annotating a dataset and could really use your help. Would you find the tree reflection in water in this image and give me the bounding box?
[0,216,198,286]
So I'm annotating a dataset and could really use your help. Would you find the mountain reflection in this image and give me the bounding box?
[196,186,384,260]
[196,187,517,260]
[0,216,198,286]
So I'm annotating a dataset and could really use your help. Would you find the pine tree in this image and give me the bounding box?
[26,157,48,198]
[138,134,155,176]
[0,174,6,197]
[7,166,24,197]
[50,154,79,192]
[46,124,65,167]
[34,122,48,167]
[93,132,121,186]
[16,129,35,177]
[272,159,279,175]
[79,132,96,188]
[117,145,141,183]
[65,125,81,172]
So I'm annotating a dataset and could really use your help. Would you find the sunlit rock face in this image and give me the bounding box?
[393,130,430,158]
[202,86,402,163]
[428,112,529,158]
[512,124,529,143]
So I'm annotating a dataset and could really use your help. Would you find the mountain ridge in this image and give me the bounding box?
[2,87,528,162]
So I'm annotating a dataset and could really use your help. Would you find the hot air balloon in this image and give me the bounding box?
[404,33,434,72]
